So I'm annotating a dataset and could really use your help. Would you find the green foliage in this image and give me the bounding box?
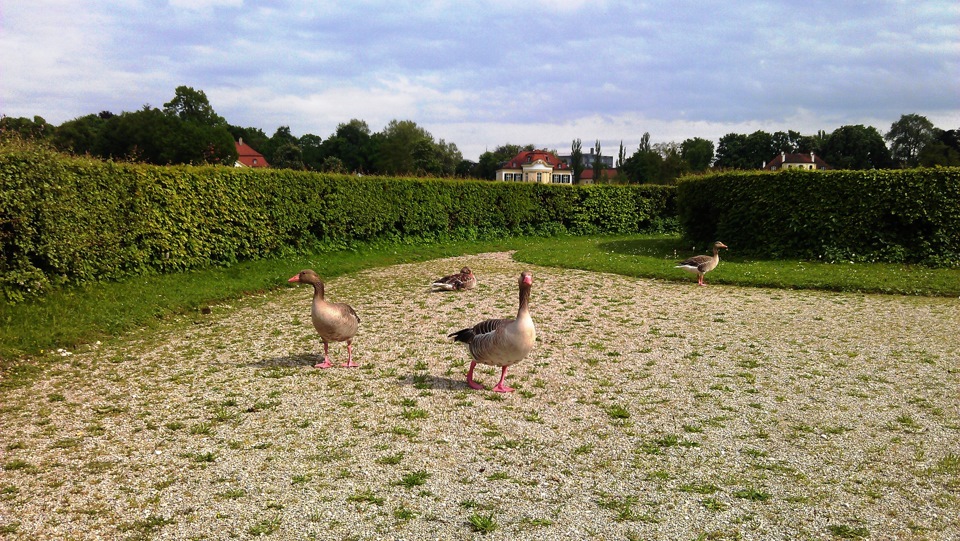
[676,168,960,267]
[0,145,675,302]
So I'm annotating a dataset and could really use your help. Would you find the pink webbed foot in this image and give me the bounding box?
[466,361,484,390]
[314,358,334,369]
[340,360,359,368]
[491,366,514,393]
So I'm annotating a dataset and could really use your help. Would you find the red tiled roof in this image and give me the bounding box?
[501,149,569,170]
[579,168,618,180]
[235,139,269,168]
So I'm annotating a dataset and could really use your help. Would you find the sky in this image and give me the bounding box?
[2,1,959,161]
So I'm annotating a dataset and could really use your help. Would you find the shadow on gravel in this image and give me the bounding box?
[249,354,320,368]
[397,372,473,392]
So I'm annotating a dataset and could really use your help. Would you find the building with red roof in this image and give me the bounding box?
[763,152,831,171]
[234,138,269,168]
[495,149,573,184]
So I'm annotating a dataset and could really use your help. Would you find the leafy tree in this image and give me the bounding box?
[680,137,714,172]
[320,155,346,173]
[318,119,373,173]
[299,133,324,170]
[715,131,775,169]
[570,138,584,184]
[261,126,298,165]
[52,114,107,154]
[455,159,476,178]
[271,142,305,170]
[621,133,662,184]
[163,86,226,127]
[591,140,604,183]
[771,130,803,153]
[886,113,937,167]
[375,119,435,175]
[475,143,532,180]
[0,115,53,140]
[918,128,960,167]
[821,125,892,169]
[94,105,235,165]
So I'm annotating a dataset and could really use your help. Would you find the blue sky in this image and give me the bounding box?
[2,1,958,160]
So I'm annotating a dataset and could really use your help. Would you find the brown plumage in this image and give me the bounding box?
[288,269,360,368]
[676,241,728,286]
[431,266,477,291]
[449,271,535,393]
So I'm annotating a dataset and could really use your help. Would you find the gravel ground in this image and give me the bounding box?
[1,252,958,540]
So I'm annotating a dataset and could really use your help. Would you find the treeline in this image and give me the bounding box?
[2,85,958,181]
[0,86,466,177]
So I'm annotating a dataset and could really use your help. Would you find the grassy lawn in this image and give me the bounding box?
[2,233,958,369]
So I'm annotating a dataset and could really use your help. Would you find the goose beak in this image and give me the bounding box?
[288,275,301,283]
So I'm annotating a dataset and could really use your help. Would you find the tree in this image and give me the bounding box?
[621,133,662,184]
[299,133,324,170]
[0,115,53,140]
[591,140,604,183]
[163,86,226,127]
[918,128,960,167]
[375,119,435,176]
[272,142,305,170]
[886,113,937,167]
[319,119,373,173]
[52,114,107,154]
[680,137,714,172]
[570,138,584,184]
[474,143,532,180]
[821,125,892,169]
[714,131,775,169]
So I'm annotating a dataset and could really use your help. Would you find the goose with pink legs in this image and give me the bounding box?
[288,270,360,368]
[449,271,536,393]
[676,241,728,286]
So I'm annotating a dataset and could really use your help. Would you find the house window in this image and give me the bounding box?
[537,172,542,182]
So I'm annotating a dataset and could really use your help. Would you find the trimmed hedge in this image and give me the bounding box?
[1,146,675,301]
[676,168,960,266]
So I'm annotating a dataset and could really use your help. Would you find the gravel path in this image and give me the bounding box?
[1,252,958,540]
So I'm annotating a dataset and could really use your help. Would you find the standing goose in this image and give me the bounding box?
[431,266,477,291]
[449,271,535,393]
[676,241,728,286]
[288,270,360,368]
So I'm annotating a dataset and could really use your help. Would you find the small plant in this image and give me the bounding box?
[733,487,771,501]
[189,422,212,435]
[376,451,405,465]
[467,512,498,534]
[397,470,431,489]
[394,505,416,521]
[247,517,281,536]
[347,488,384,505]
[605,404,631,420]
[827,524,869,539]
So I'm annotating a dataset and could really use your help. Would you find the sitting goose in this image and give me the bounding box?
[288,270,360,368]
[431,266,477,291]
[676,241,728,286]
[449,271,535,393]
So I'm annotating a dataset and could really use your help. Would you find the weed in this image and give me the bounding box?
[467,512,498,534]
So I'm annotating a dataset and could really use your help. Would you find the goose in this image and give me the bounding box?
[448,271,535,393]
[676,241,728,286]
[431,266,477,291]
[288,270,360,368]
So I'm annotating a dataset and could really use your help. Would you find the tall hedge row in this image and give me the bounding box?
[1,147,675,301]
[676,168,960,266]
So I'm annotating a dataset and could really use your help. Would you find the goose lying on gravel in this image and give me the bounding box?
[449,271,535,393]
[676,241,728,286]
[431,266,477,291]
[288,270,361,368]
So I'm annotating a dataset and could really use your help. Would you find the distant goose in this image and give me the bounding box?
[676,241,728,286]
[431,266,477,291]
[288,270,360,368]
[449,271,535,393]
